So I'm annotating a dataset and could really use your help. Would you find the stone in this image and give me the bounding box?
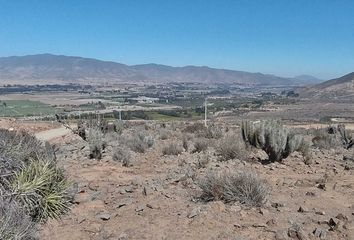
[298,206,309,213]
[97,212,111,221]
[315,211,325,216]
[275,230,289,240]
[266,219,277,226]
[135,205,145,212]
[188,207,201,218]
[115,198,133,208]
[335,213,348,221]
[317,183,326,190]
[313,227,327,239]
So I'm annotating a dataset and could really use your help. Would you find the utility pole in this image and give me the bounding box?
[204,97,207,127]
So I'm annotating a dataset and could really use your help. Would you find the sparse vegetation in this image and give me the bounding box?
[198,170,270,206]
[0,128,71,238]
[241,120,310,162]
[112,147,131,166]
[88,128,104,159]
[128,132,154,153]
[216,133,247,161]
[192,138,209,153]
[162,142,183,156]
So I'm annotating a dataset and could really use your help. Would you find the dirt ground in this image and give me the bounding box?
[20,120,351,240]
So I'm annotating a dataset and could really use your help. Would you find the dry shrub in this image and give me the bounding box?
[216,134,247,161]
[159,129,170,140]
[128,132,154,153]
[198,169,270,206]
[183,122,206,133]
[162,142,183,156]
[192,138,209,153]
[88,128,104,159]
[0,198,37,240]
[112,147,132,167]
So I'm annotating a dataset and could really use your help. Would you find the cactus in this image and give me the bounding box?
[241,120,308,162]
[337,124,354,149]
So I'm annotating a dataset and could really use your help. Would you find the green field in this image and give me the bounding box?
[0,100,60,117]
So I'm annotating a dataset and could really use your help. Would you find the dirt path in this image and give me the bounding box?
[35,126,72,141]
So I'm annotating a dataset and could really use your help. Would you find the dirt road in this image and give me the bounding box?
[35,126,72,141]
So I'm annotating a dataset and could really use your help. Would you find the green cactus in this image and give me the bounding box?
[241,120,309,162]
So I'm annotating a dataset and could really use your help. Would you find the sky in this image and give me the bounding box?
[0,0,354,79]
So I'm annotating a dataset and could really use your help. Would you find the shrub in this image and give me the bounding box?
[216,134,247,161]
[241,120,309,162]
[338,124,354,149]
[201,125,223,139]
[113,120,124,135]
[0,198,37,240]
[182,136,189,152]
[88,128,104,159]
[192,138,209,153]
[162,142,183,156]
[198,170,270,206]
[11,160,71,222]
[183,122,206,134]
[196,154,210,168]
[128,132,154,153]
[112,147,131,167]
[159,130,169,140]
[312,127,342,149]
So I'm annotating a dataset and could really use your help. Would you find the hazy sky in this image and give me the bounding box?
[1,0,353,79]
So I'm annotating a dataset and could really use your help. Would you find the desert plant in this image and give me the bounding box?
[198,170,270,206]
[312,127,342,149]
[192,138,209,153]
[196,154,210,168]
[200,125,223,139]
[0,198,37,240]
[113,120,124,135]
[112,147,132,167]
[128,132,154,153]
[241,120,309,162]
[183,122,206,134]
[11,160,70,222]
[162,142,183,156]
[159,129,170,140]
[88,128,104,159]
[182,136,189,152]
[338,124,354,149]
[216,134,247,161]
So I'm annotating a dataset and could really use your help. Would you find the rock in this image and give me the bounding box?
[275,230,289,240]
[125,186,134,193]
[135,205,145,212]
[335,213,348,221]
[288,225,308,240]
[97,212,111,220]
[90,191,102,201]
[329,218,343,231]
[146,203,158,209]
[315,211,325,216]
[271,202,285,208]
[305,191,316,197]
[259,208,269,215]
[266,219,277,226]
[298,206,309,213]
[118,232,129,240]
[313,227,327,239]
[188,207,201,218]
[115,198,133,208]
[317,183,326,190]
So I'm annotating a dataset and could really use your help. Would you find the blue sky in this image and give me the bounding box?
[0,0,353,79]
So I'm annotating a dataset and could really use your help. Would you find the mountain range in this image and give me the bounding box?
[300,72,354,101]
[0,54,323,86]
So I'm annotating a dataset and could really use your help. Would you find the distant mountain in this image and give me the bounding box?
[300,72,354,100]
[0,54,309,86]
[293,75,323,84]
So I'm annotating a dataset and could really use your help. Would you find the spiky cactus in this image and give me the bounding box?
[241,120,309,162]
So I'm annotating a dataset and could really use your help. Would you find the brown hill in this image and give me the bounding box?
[300,72,354,101]
[0,53,311,86]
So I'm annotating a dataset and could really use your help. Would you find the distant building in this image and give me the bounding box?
[130,96,159,103]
